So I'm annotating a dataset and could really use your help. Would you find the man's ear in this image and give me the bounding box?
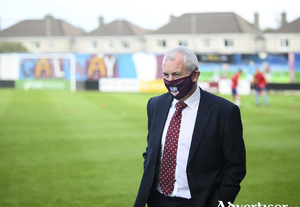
[192,70,200,82]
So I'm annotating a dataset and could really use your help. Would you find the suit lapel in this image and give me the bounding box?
[151,94,173,159]
[187,88,212,165]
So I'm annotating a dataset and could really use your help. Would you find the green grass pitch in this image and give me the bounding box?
[0,89,299,207]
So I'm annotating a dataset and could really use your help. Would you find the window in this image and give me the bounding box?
[280,39,289,47]
[179,40,188,47]
[91,41,97,49]
[49,41,54,51]
[224,39,234,47]
[32,42,40,48]
[71,38,76,52]
[202,39,210,47]
[122,41,129,48]
[158,40,166,47]
[109,41,114,48]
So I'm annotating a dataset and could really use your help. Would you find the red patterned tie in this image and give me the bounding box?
[160,101,187,196]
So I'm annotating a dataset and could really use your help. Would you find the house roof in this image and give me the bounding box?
[85,20,152,36]
[275,17,300,33]
[0,15,85,37]
[151,12,262,35]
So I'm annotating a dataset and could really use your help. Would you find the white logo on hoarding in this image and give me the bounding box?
[23,80,66,90]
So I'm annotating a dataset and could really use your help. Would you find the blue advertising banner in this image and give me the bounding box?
[19,55,71,80]
[294,53,300,82]
[0,52,296,83]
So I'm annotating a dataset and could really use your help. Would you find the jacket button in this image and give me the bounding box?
[146,187,150,192]
[153,167,155,171]
[188,172,191,175]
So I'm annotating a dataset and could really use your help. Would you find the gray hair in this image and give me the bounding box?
[162,46,199,74]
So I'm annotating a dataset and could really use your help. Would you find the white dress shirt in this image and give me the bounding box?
[156,86,201,199]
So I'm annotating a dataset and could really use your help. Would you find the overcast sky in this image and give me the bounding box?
[0,0,299,32]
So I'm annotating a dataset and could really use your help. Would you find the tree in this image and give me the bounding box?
[0,42,28,53]
[263,28,275,33]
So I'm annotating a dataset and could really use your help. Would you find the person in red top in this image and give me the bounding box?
[231,70,242,107]
[252,68,269,106]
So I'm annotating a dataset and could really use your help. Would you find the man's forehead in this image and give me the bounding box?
[162,63,187,74]
[167,52,183,61]
[164,53,184,66]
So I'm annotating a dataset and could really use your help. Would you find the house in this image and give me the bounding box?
[264,12,300,53]
[76,17,152,53]
[144,12,264,54]
[1,12,299,54]
[0,14,85,53]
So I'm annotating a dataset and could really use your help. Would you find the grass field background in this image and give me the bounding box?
[0,89,299,207]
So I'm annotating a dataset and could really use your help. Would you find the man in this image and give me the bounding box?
[252,68,269,107]
[134,46,246,207]
[231,70,242,107]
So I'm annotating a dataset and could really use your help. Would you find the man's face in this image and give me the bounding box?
[162,52,190,81]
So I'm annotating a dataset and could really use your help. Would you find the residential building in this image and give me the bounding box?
[0,12,299,54]
[76,16,152,53]
[145,12,264,54]
[265,12,300,53]
[0,14,85,53]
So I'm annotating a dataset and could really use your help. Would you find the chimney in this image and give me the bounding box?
[170,15,176,22]
[45,14,52,37]
[99,16,104,28]
[281,12,287,27]
[45,14,53,20]
[254,12,259,29]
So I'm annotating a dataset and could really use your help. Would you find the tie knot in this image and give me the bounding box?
[175,102,187,111]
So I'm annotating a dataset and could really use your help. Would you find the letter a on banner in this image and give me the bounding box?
[35,58,52,77]
[87,57,106,78]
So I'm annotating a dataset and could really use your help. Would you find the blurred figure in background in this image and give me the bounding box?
[252,68,269,107]
[231,70,242,107]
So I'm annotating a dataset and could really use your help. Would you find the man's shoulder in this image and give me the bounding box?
[201,89,235,108]
[149,92,171,103]
[146,93,172,115]
[147,93,173,112]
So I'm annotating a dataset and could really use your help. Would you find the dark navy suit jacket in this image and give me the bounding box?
[134,88,246,207]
